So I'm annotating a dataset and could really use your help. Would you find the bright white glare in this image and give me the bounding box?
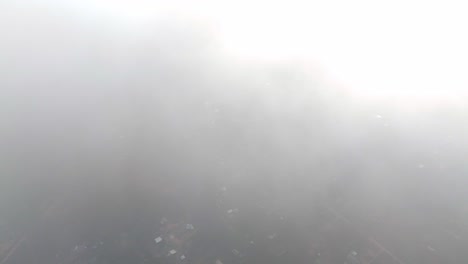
[64,0,468,102]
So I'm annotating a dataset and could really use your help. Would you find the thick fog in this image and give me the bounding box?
[1,1,468,264]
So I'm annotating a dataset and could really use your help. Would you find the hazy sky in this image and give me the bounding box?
[46,0,468,101]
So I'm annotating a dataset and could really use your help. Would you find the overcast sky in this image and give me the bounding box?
[48,0,468,99]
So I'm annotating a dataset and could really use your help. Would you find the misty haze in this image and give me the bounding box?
[1,1,468,264]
